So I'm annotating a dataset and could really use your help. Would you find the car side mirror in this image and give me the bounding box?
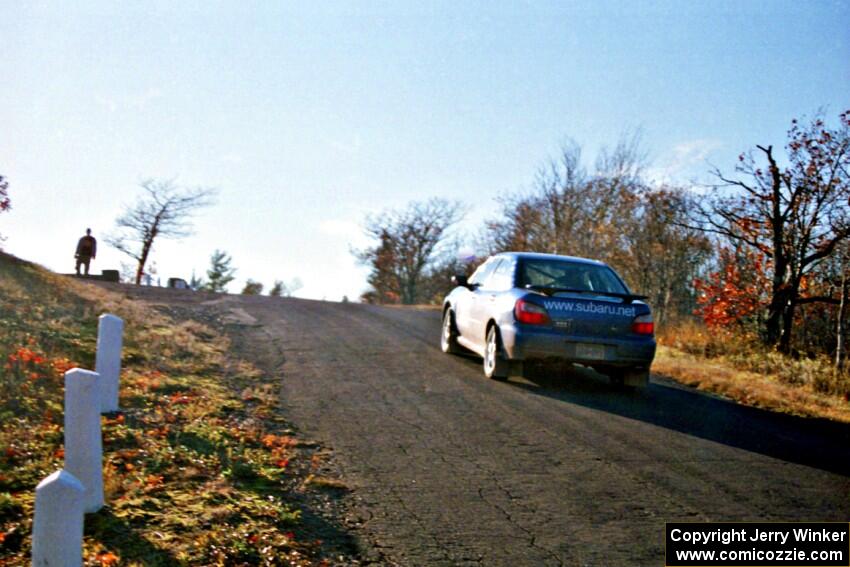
[452,274,469,287]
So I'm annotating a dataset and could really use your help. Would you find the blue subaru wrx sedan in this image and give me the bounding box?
[440,252,656,386]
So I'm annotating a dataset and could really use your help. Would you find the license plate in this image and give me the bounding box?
[575,343,605,359]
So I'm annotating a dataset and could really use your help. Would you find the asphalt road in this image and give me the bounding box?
[118,287,850,566]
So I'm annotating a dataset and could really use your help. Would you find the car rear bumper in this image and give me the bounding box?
[499,322,656,367]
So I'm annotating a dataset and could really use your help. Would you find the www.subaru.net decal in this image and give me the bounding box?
[542,300,638,318]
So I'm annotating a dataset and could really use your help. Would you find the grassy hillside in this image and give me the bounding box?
[0,253,348,566]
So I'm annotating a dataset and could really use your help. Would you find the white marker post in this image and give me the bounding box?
[64,368,104,513]
[95,314,124,413]
[32,470,85,567]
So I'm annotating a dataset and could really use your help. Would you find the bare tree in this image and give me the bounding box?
[483,132,646,264]
[623,188,712,326]
[107,179,216,284]
[484,194,548,254]
[689,111,850,351]
[0,176,9,212]
[356,198,465,304]
[484,133,708,324]
[0,175,10,245]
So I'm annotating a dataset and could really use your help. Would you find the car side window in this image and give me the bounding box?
[469,258,496,286]
[488,258,515,291]
[477,258,503,289]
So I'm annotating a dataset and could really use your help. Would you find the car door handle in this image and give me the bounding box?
[488,294,496,301]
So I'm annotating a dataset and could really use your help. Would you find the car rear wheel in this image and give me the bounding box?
[607,368,649,389]
[483,326,509,381]
[441,310,462,354]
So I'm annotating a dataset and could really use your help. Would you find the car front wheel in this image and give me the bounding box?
[441,310,462,354]
[483,326,509,381]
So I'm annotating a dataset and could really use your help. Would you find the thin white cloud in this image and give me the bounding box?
[648,139,722,184]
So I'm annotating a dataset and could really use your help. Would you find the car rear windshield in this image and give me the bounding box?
[517,258,628,295]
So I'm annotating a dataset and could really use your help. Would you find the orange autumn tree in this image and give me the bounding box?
[360,229,402,304]
[690,110,850,352]
[694,247,770,332]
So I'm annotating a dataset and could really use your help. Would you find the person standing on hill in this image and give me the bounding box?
[75,228,97,276]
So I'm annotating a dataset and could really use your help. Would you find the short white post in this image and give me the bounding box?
[64,368,104,513]
[32,470,85,567]
[95,314,124,413]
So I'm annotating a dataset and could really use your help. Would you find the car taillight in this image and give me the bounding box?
[514,299,551,325]
[632,313,654,335]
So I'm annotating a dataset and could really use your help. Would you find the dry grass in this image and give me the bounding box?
[302,475,349,492]
[655,320,850,423]
[0,252,336,565]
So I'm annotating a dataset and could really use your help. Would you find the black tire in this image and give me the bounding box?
[440,310,463,354]
[608,371,626,387]
[607,368,649,389]
[483,325,509,381]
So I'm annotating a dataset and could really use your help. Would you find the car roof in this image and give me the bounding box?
[492,251,607,267]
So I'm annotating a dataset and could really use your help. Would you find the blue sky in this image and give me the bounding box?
[2,1,848,299]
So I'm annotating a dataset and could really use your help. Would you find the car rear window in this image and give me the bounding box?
[517,259,628,294]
